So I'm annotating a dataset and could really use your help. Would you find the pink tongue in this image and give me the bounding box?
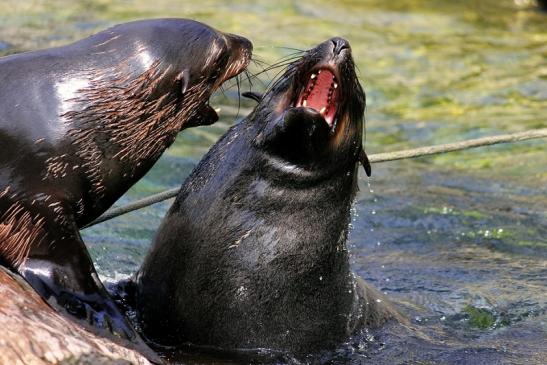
[306,71,333,111]
[297,70,337,126]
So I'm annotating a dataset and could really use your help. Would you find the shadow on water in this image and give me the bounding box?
[1,0,545,363]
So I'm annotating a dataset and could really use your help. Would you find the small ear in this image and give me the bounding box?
[359,147,372,177]
[176,70,189,95]
[242,91,263,103]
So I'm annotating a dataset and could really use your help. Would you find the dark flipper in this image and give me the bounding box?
[3,200,160,362]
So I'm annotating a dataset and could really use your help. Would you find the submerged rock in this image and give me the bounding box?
[0,266,150,365]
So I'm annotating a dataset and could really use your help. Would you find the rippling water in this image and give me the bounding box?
[1,0,545,364]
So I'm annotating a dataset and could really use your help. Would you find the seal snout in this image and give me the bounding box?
[191,32,252,127]
[221,33,253,83]
[228,34,253,62]
[330,37,351,57]
[287,38,357,132]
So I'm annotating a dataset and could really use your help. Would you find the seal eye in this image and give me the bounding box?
[295,69,339,128]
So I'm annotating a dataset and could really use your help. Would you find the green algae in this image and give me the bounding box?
[463,305,496,329]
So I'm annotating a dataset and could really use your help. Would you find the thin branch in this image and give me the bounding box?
[369,128,547,163]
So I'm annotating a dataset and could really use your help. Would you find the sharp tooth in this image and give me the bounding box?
[214,107,221,113]
[317,70,322,74]
[333,83,338,89]
[310,73,317,79]
[303,100,307,107]
[320,106,327,114]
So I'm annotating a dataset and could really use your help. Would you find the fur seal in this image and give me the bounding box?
[0,18,251,343]
[136,37,397,355]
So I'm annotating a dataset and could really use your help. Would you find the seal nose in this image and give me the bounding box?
[330,37,351,56]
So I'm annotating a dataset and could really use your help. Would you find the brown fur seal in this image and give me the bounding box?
[136,37,398,356]
[0,18,251,346]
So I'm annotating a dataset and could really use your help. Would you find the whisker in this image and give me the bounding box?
[247,59,300,80]
[250,57,269,66]
[274,46,306,53]
[218,49,307,102]
[244,69,257,91]
[218,84,227,98]
[223,59,295,91]
[236,75,241,118]
[264,65,297,93]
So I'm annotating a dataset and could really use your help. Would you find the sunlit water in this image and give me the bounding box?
[1,0,545,364]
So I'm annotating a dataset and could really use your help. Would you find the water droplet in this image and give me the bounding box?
[440,316,446,321]
[376,299,382,303]
[370,228,374,232]
[319,276,323,281]
[371,210,376,215]
[385,278,390,282]
[366,178,375,194]
[376,241,381,246]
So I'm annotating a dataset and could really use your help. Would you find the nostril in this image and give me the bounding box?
[331,38,350,56]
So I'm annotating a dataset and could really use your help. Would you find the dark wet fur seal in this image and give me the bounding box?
[136,37,399,355]
[0,18,251,349]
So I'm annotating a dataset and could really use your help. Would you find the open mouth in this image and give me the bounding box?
[198,69,247,125]
[295,68,339,128]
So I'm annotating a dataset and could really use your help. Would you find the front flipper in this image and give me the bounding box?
[22,255,136,340]
[4,201,158,361]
